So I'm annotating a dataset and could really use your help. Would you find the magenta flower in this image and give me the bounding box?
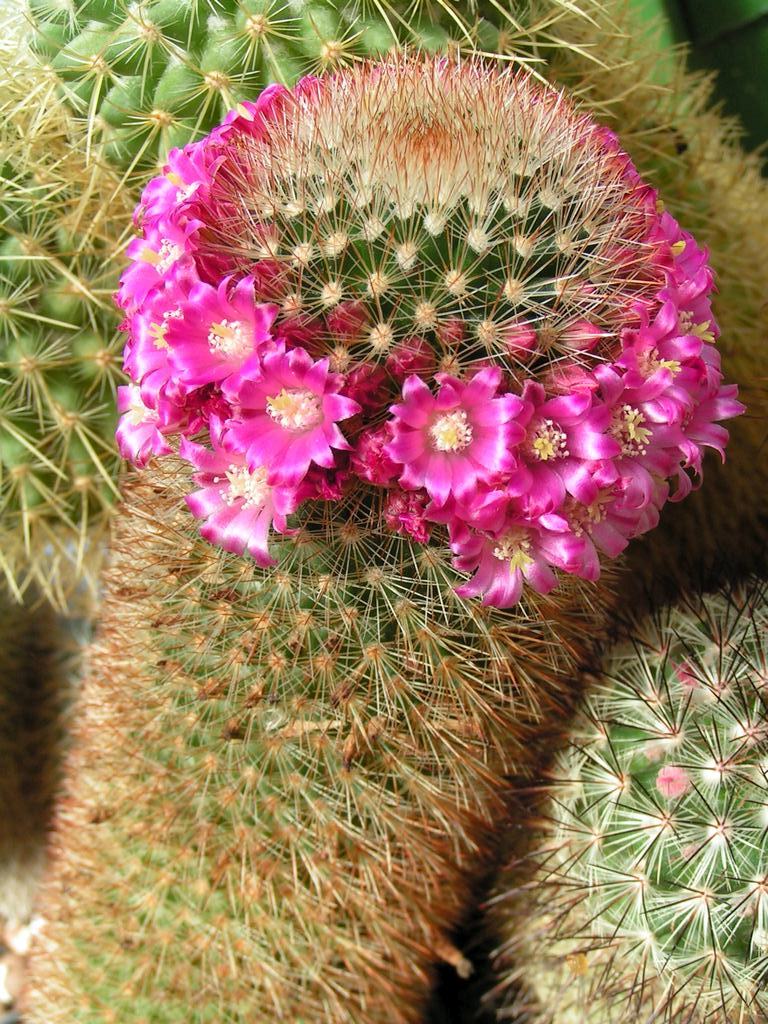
[118,217,200,313]
[510,381,619,517]
[180,420,298,566]
[386,368,524,507]
[224,346,361,487]
[139,139,218,226]
[166,276,277,389]
[115,384,175,467]
[451,515,588,608]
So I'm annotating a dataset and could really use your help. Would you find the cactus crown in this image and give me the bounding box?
[498,581,768,1021]
[202,57,660,373]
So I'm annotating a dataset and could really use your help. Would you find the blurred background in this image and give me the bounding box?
[645,0,768,151]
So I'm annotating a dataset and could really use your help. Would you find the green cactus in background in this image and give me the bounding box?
[488,578,768,1023]
[24,0,482,177]
[23,466,615,1024]
[0,47,133,602]
[0,585,77,931]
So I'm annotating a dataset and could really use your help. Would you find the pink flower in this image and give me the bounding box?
[386,367,524,507]
[351,425,399,485]
[224,346,360,487]
[656,764,691,800]
[166,276,278,389]
[510,381,619,517]
[138,139,219,227]
[180,420,298,566]
[383,488,431,544]
[115,384,175,467]
[450,513,588,607]
[118,217,200,313]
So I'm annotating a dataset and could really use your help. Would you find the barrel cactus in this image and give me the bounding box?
[489,578,768,1022]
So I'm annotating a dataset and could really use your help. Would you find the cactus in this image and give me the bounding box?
[488,578,768,1023]
[23,0,482,178]
[0,47,133,602]
[23,50,742,1024]
[5,0,765,606]
[23,464,615,1023]
[0,0,666,603]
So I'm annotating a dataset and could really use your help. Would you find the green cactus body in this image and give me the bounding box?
[0,63,129,601]
[491,580,768,1023]
[23,467,614,1023]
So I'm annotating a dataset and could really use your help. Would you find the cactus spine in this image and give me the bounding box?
[488,579,768,1023]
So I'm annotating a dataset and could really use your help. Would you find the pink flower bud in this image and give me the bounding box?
[351,425,399,485]
[327,300,369,341]
[384,488,431,544]
[674,661,699,688]
[560,320,603,352]
[503,321,537,361]
[345,362,392,414]
[386,336,435,381]
[656,764,690,799]
[435,318,465,347]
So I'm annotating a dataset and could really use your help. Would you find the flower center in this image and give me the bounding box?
[530,419,569,461]
[126,392,158,427]
[492,528,534,572]
[430,410,473,452]
[223,464,269,509]
[568,492,611,536]
[611,404,652,456]
[207,319,251,360]
[148,321,169,350]
[637,346,681,378]
[267,387,322,431]
[141,238,183,273]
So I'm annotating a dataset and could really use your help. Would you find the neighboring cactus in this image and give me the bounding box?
[23,0,490,178]
[0,585,76,930]
[0,49,132,602]
[488,578,768,1023]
